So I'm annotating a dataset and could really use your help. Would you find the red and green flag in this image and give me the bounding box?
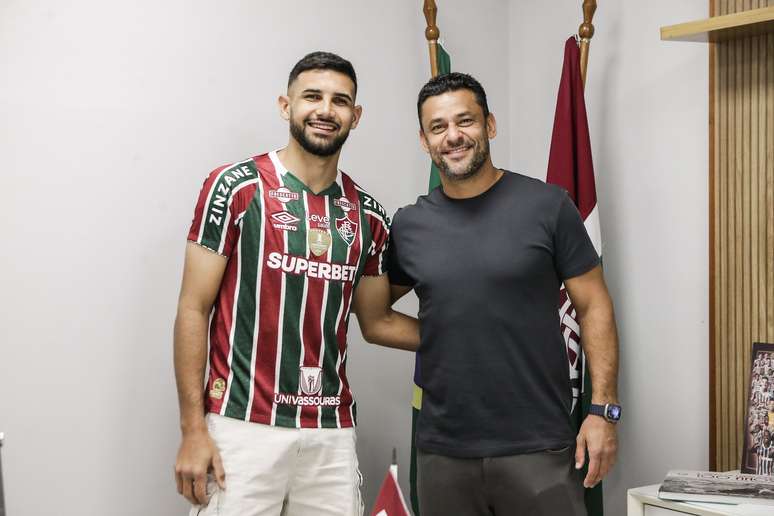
[546,36,604,516]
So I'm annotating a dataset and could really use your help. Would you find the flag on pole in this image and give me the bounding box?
[371,461,411,516]
[411,42,450,516]
[546,36,604,516]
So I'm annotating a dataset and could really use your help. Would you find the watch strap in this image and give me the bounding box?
[589,403,621,423]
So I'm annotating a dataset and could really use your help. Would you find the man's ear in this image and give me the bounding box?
[418,129,430,154]
[278,95,290,121]
[350,104,363,130]
[486,112,497,139]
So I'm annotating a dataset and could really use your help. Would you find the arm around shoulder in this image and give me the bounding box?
[352,274,420,352]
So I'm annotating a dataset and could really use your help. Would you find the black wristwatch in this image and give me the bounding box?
[589,403,621,423]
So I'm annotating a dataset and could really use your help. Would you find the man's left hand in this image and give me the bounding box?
[574,415,618,488]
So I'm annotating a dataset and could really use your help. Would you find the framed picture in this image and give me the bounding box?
[741,342,774,476]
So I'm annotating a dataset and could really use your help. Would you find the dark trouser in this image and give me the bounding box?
[417,447,586,516]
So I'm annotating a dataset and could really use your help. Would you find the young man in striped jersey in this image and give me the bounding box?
[173,52,419,516]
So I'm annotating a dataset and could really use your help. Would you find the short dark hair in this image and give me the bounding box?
[417,72,490,129]
[288,51,357,95]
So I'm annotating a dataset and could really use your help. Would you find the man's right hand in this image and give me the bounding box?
[174,429,226,505]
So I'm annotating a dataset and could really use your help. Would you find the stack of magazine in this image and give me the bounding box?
[658,470,774,506]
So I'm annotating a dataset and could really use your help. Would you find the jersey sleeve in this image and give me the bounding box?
[362,207,391,276]
[552,192,600,280]
[187,166,243,257]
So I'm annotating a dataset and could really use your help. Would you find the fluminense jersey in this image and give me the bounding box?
[757,443,774,475]
[187,150,389,429]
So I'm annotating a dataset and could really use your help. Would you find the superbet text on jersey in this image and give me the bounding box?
[188,150,390,429]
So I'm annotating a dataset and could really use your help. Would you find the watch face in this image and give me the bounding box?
[606,405,621,420]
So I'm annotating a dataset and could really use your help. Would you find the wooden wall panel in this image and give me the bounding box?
[711,0,774,471]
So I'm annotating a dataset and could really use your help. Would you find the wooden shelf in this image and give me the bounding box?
[661,6,774,42]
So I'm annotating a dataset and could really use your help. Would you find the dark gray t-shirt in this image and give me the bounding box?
[388,171,600,458]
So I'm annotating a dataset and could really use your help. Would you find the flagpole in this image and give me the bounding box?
[578,0,597,86]
[423,0,440,78]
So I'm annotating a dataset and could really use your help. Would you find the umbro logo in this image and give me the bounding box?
[271,211,300,225]
[271,211,299,231]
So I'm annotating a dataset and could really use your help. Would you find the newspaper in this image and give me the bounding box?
[658,470,774,506]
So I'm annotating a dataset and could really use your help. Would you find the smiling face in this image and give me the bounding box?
[280,69,362,157]
[418,89,496,181]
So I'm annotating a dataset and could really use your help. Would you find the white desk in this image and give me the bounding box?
[627,485,772,516]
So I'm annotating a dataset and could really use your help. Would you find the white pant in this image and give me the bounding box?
[190,414,363,516]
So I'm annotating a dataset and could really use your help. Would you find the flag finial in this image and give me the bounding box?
[423,0,440,77]
[578,0,597,85]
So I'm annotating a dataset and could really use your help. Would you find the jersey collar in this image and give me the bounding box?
[269,148,344,198]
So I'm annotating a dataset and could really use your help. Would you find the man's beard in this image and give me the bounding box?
[432,138,489,182]
[290,116,350,157]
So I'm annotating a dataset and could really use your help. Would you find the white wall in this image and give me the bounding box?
[509,1,709,515]
[1,1,710,515]
[0,1,509,514]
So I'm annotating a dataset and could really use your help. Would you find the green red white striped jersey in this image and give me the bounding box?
[187,150,390,429]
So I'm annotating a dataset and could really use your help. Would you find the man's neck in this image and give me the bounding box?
[440,161,503,199]
[277,139,340,194]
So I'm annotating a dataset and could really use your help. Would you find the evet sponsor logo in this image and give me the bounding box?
[266,252,357,282]
[269,187,300,203]
[308,214,330,228]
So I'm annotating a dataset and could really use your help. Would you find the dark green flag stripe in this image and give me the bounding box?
[427,45,451,193]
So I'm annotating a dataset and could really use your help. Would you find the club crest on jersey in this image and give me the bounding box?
[335,216,357,247]
[269,187,300,203]
[299,367,323,396]
[209,378,226,400]
[271,211,299,231]
[308,228,332,256]
[334,196,357,212]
